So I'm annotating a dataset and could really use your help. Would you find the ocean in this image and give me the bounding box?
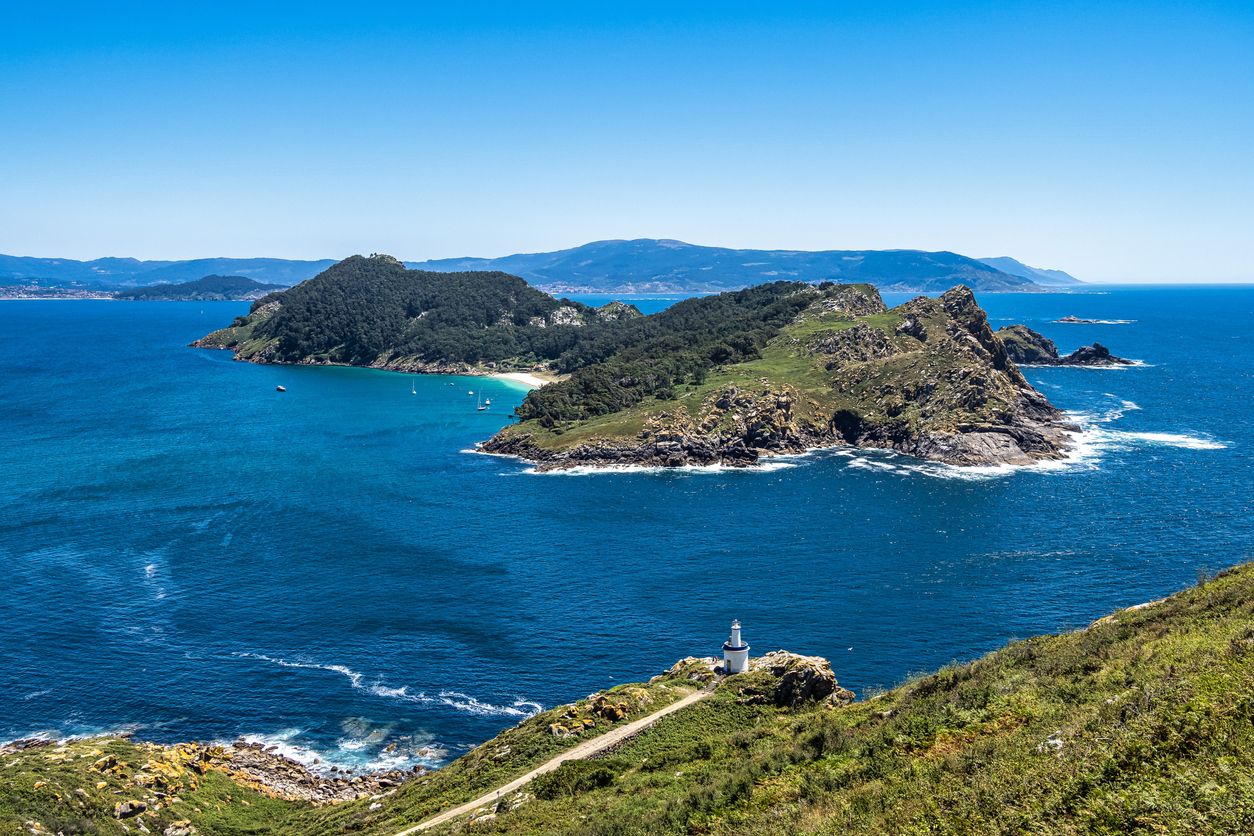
[1,286,1250,774]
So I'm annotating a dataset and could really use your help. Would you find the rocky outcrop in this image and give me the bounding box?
[655,651,855,707]
[595,300,643,321]
[1059,342,1134,366]
[995,325,1133,367]
[752,651,856,707]
[810,324,899,366]
[815,283,888,318]
[200,740,420,803]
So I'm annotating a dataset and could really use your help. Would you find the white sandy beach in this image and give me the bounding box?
[492,372,553,389]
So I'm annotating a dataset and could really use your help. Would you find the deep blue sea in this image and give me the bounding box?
[2,286,1250,773]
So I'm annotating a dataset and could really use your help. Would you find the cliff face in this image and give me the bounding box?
[485,285,1074,469]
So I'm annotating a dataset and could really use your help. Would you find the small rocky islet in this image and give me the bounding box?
[193,254,1135,473]
[994,323,1134,367]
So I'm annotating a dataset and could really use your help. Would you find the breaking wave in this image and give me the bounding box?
[231,653,542,718]
[231,726,450,775]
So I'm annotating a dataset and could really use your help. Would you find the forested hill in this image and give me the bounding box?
[192,254,644,370]
[115,275,286,300]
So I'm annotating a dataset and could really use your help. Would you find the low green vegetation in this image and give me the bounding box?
[7,565,1254,834]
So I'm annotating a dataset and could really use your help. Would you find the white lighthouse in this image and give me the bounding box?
[722,619,749,674]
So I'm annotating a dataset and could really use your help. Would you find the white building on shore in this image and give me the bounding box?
[722,619,749,674]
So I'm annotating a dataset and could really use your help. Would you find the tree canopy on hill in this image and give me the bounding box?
[242,255,617,366]
[520,282,824,426]
[116,275,285,300]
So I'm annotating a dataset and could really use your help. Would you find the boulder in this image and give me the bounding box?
[114,800,147,819]
[750,651,855,707]
[1060,342,1133,366]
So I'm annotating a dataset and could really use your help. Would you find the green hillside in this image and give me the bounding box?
[6,564,1254,834]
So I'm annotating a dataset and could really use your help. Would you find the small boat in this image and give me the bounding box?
[476,392,487,411]
[484,398,491,406]
[276,385,286,392]
[411,378,417,395]
[468,390,474,396]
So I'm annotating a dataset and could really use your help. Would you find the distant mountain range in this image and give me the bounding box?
[410,240,1075,293]
[0,240,1080,293]
[114,275,287,301]
[0,254,336,288]
[976,256,1081,286]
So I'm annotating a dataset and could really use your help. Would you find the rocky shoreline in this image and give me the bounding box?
[0,736,422,806]
[480,384,1077,472]
[1,649,850,817]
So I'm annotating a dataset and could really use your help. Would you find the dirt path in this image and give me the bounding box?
[395,687,713,833]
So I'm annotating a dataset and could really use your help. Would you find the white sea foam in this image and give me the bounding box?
[1101,431,1229,451]
[1055,318,1135,324]
[831,396,1226,481]
[525,458,801,476]
[1018,359,1147,370]
[474,392,1223,482]
[232,653,542,718]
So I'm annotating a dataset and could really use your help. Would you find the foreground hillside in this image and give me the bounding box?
[6,565,1254,834]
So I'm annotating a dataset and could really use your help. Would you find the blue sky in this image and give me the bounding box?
[2,2,1251,281]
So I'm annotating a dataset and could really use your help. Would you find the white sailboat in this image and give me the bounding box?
[411,378,416,395]
[476,391,487,411]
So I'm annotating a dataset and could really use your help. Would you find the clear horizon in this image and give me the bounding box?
[3,2,1252,282]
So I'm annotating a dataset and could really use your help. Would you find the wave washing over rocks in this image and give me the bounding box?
[480,391,1228,483]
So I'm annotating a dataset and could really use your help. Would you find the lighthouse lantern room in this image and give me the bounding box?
[722,619,749,674]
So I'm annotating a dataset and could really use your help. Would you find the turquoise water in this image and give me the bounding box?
[1,286,1250,773]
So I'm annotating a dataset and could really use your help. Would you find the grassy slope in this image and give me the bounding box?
[1,678,701,836]
[7,570,1254,835]
[462,567,1254,835]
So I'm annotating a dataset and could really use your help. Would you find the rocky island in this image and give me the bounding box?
[195,254,1119,470]
[486,284,1076,470]
[995,324,1135,367]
